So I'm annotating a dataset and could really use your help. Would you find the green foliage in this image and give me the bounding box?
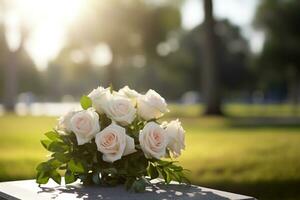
[65,170,76,184]
[36,125,188,192]
[147,163,159,179]
[41,140,52,150]
[99,114,112,130]
[45,131,61,141]
[36,130,72,185]
[80,95,92,110]
[255,0,300,90]
[131,177,149,192]
[68,159,85,173]
[146,159,189,185]
[36,159,62,185]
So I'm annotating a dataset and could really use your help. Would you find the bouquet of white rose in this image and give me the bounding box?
[36,86,189,192]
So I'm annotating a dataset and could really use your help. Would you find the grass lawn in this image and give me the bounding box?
[0,113,300,200]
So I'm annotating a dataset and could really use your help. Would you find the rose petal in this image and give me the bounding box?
[123,135,136,156]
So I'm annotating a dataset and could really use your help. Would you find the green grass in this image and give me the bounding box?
[0,112,300,200]
[167,103,300,117]
[179,117,300,200]
[0,115,55,180]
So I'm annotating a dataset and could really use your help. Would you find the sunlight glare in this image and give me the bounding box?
[90,43,113,67]
[4,11,21,52]
[4,0,84,70]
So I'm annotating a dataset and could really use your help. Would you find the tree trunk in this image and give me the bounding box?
[4,51,18,112]
[107,46,116,88]
[287,66,299,115]
[202,0,223,115]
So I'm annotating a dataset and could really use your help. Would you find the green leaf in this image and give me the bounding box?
[41,139,68,153]
[68,159,85,173]
[53,153,70,163]
[80,95,92,110]
[131,177,148,192]
[36,162,51,172]
[78,173,93,185]
[48,141,68,153]
[147,163,159,179]
[159,168,171,184]
[99,114,112,128]
[45,131,60,141]
[170,170,182,182]
[65,170,76,184]
[41,140,52,150]
[50,170,61,184]
[170,164,183,172]
[125,177,135,191]
[49,159,63,169]
[92,172,101,185]
[36,159,62,174]
[36,171,50,184]
[59,166,67,170]
[157,160,173,167]
[109,84,113,93]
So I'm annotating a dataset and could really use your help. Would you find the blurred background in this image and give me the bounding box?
[0,0,300,199]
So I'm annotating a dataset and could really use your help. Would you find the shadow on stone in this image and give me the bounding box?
[38,182,231,200]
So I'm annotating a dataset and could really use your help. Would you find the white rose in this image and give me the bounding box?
[165,119,185,158]
[137,89,168,120]
[95,123,136,163]
[103,94,136,125]
[70,108,100,145]
[118,86,140,105]
[56,110,76,135]
[139,122,168,159]
[88,86,111,114]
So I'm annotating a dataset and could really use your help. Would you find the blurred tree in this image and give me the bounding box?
[54,0,181,95]
[17,48,42,96]
[0,24,41,109]
[49,46,104,100]
[0,24,10,103]
[181,19,250,101]
[0,1,41,110]
[0,1,18,111]
[52,0,250,102]
[202,0,222,115]
[0,25,19,111]
[255,0,300,110]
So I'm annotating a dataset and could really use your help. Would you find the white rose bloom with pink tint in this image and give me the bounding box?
[139,122,168,159]
[103,94,136,125]
[88,86,111,114]
[165,119,185,158]
[56,110,77,135]
[118,86,140,105]
[70,108,100,145]
[95,123,136,163]
[137,89,168,120]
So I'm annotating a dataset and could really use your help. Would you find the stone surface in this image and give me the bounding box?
[0,179,256,200]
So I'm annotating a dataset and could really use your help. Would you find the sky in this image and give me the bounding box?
[3,0,263,71]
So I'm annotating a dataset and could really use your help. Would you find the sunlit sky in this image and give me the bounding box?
[2,0,263,71]
[3,0,84,70]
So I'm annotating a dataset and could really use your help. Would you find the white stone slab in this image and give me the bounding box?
[0,179,256,200]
